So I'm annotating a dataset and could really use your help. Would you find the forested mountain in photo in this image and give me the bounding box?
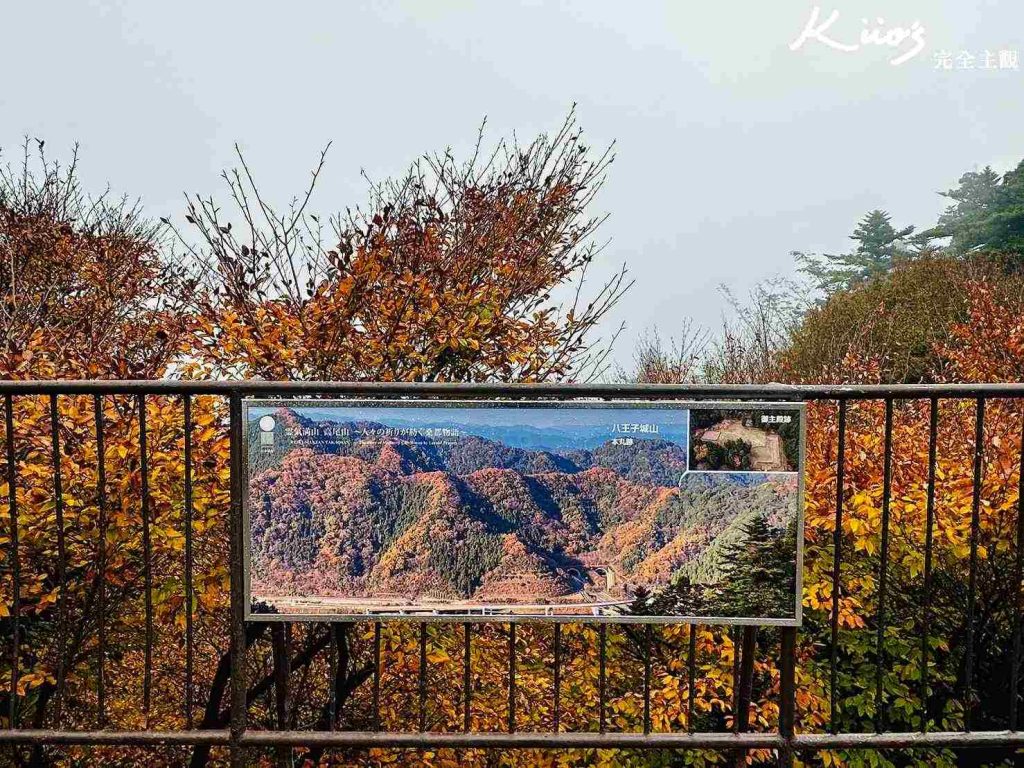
[247,408,798,618]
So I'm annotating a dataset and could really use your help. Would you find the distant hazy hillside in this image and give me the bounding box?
[249,408,688,480]
[247,408,798,616]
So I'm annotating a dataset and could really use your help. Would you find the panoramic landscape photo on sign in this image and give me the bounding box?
[243,400,804,624]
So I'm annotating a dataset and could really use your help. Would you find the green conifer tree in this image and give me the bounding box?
[796,209,916,294]
[924,162,1024,256]
[714,514,794,617]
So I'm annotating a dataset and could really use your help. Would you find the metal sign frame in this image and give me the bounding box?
[241,399,806,626]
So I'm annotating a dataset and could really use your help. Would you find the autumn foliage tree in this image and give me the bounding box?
[0,144,232,768]
[2,115,635,768]
[172,111,629,383]
[629,261,1024,768]
[0,142,190,380]
[163,113,637,767]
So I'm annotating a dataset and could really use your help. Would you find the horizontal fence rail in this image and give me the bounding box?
[0,380,1023,768]
[6,728,1024,749]
[0,379,1019,398]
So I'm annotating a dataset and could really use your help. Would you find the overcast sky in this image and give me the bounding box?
[2,1,1022,373]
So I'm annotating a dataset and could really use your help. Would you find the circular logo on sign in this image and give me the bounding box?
[258,415,276,432]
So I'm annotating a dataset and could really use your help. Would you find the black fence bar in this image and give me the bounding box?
[598,623,607,733]
[735,627,756,768]
[417,623,427,732]
[227,392,247,768]
[829,400,846,734]
[736,627,756,733]
[271,624,289,733]
[182,393,195,730]
[643,624,652,735]
[93,395,107,727]
[48,395,68,726]
[372,622,382,732]
[921,397,939,732]
[137,394,154,720]
[508,623,517,733]
[964,397,986,731]
[5,394,18,730]
[687,625,697,732]
[731,626,740,730]
[1013,407,1024,731]
[552,622,561,733]
[463,623,472,732]
[270,624,289,768]
[329,624,339,730]
[873,398,894,733]
[779,626,797,768]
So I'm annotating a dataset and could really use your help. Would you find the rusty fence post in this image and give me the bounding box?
[229,392,247,767]
[778,626,797,768]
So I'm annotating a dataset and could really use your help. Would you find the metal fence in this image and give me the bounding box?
[1,380,1024,767]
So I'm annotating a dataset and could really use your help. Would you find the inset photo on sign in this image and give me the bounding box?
[243,400,803,624]
[688,407,800,473]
